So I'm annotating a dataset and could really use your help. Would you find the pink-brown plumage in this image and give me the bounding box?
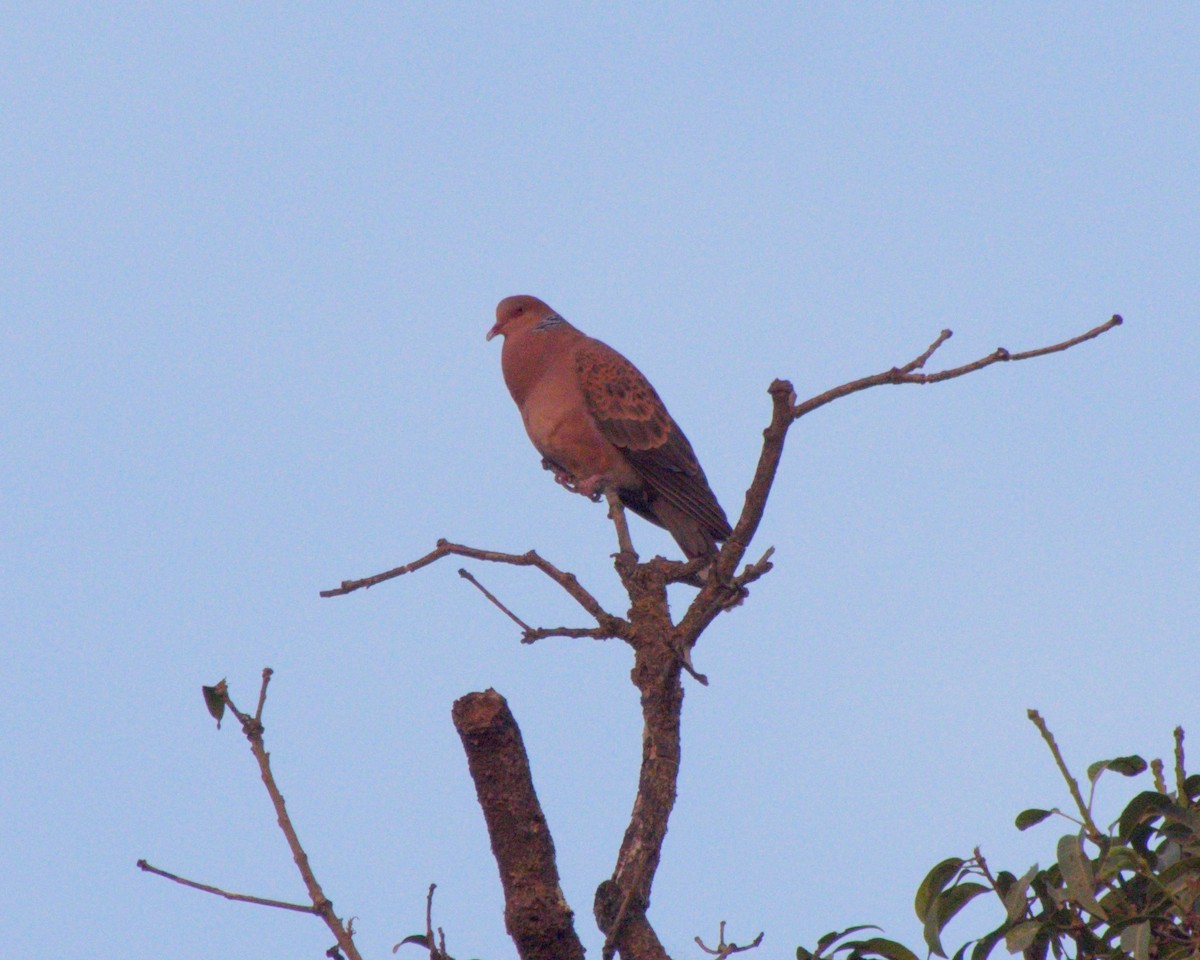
[487,295,731,560]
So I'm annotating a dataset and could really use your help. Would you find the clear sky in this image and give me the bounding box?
[3,4,1197,959]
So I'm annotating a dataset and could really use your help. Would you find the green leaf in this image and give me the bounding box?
[1119,920,1151,960]
[938,883,990,927]
[969,926,1007,960]
[817,926,880,953]
[839,937,919,960]
[1157,855,1200,894]
[1004,919,1041,953]
[922,883,989,958]
[797,949,814,960]
[1094,844,1142,879]
[1118,791,1173,840]
[1183,774,1200,801]
[1108,755,1148,777]
[915,858,965,921]
[1002,864,1038,922]
[202,680,227,727]
[1015,808,1054,831]
[393,934,430,953]
[993,871,1016,899]
[1056,834,1107,920]
[1088,755,1147,782]
[1129,822,1157,857]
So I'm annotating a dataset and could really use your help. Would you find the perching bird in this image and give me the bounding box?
[487,295,732,560]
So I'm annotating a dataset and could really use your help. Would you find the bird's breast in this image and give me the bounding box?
[519,380,639,488]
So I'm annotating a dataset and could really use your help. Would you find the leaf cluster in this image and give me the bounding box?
[800,728,1200,960]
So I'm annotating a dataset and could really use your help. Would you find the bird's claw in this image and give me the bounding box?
[541,459,605,501]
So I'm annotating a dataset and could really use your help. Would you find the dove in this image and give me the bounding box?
[487,295,731,560]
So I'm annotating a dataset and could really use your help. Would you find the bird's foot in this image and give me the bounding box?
[574,474,606,500]
[541,459,604,501]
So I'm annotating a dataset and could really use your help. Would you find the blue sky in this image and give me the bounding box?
[3,4,1197,958]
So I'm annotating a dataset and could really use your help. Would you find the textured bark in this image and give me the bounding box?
[452,689,585,960]
[592,560,681,960]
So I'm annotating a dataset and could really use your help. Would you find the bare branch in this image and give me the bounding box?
[321,539,622,633]
[520,625,614,643]
[457,567,533,632]
[452,690,585,960]
[253,667,271,722]
[141,673,362,959]
[792,314,1122,417]
[605,488,638,559]
[1174,726,1187,800]
[676,313,1124,651]
[1028,708,1102,841]
[136,859,317,914]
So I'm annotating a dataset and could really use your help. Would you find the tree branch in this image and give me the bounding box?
[320,539,624,634]
[320,311,1122,960]
[135,859,318,914]
[141,670,362,960]
[452,689,585,960]
[593,563,682,960]
[678,313,1124,648]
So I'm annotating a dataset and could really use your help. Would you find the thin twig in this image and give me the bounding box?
[520,625,614,643]
[695,921,765,957]
[605,489,638,559]
[227,677,363,960]
[321,539,621,633]
[791,315,1123,419]
[973,847,998,890]
[254,666,272,722]
[136,860,317,914]
[900,328,954,373]
[1174,726,1187,800]
[1152,758,1168,795]
[1028,709,1101,839]
[457,568,532,632]
[425,883,436,957]
[140,674,362,960]
[1007,315,1123,360]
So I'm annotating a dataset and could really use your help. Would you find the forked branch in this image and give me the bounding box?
[139,670,363,960]
[320,539,625,635]
[689,313,1124,630]
[315,311,1122,960]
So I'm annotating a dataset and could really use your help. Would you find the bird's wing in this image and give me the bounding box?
[575,338,731,538]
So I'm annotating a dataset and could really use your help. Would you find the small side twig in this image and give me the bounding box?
[425,882,436,949]
[520,625,615,643]
[1152,758,1168,795]
[695,921,765,957]
[605,488,638,559]
[1028,708,1101,840]
[1174,726,1187,800]
[135,859,317,914]
[321,540,623,636]
[457,568,532,632]
[456,567,619,645]
[140,671,363,960]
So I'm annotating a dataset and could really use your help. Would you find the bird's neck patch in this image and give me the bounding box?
[535,314,566,331]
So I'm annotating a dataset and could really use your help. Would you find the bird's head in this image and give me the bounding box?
[487,295,563,341]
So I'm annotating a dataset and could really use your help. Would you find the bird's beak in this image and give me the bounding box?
[485,323,501,341]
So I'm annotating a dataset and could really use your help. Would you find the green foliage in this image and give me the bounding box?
[798,726,1200,960]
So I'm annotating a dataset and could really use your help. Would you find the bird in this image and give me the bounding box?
[487,295,732,561]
